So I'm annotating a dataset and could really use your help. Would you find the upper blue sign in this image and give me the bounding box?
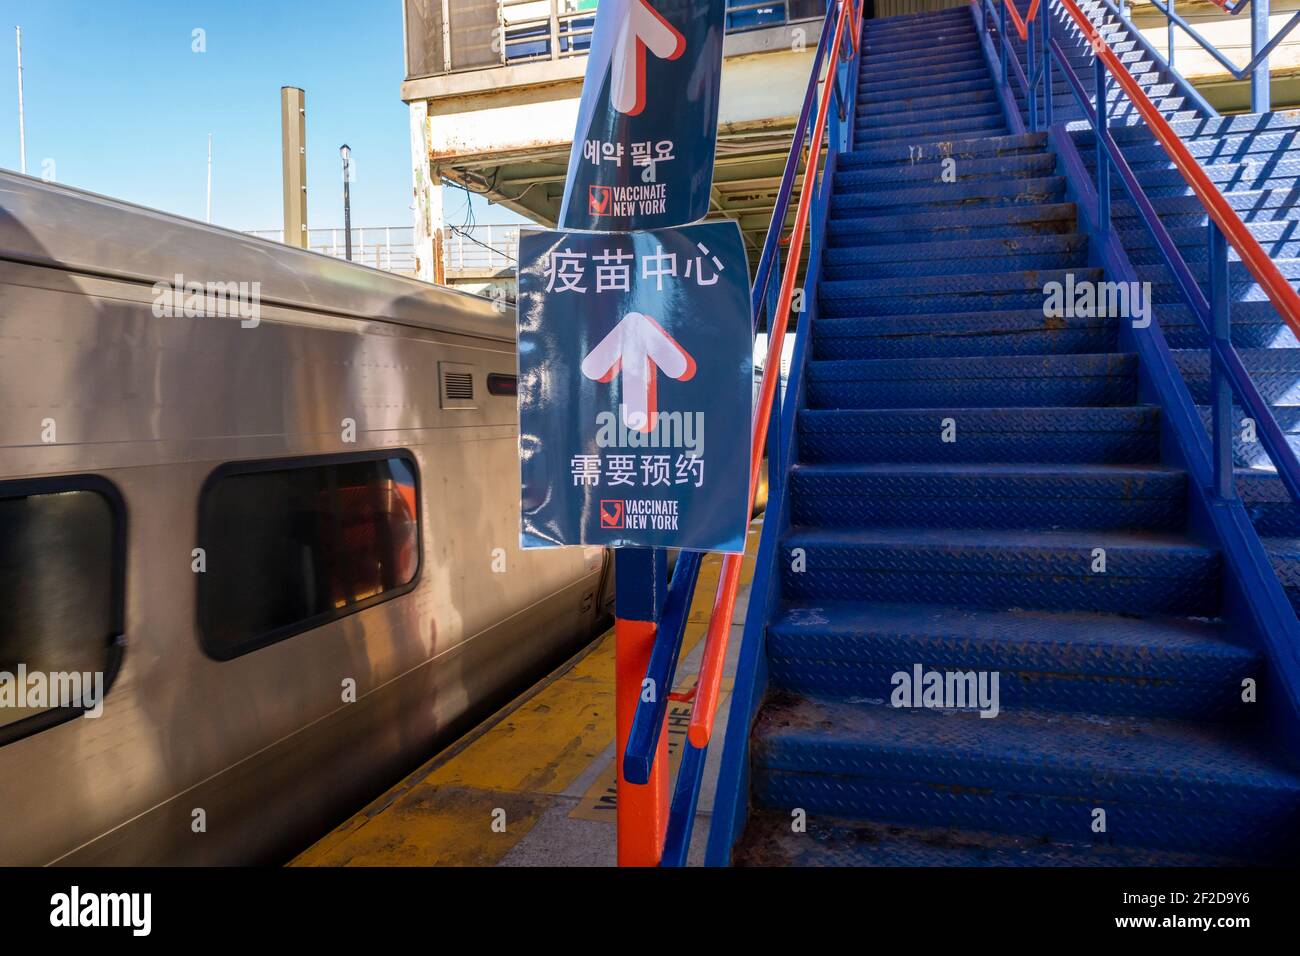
[557,0,726,232]
[517,220,752,553]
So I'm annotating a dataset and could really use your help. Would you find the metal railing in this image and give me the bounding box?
[244,224,527,280]
[997,0,1300,512]
[443,224,520,274]
[412,0,827,75]
[1113,0,1298,112]
[244,226,417,273]
[618,0,862,867]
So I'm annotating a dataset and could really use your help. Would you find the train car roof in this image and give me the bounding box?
[0,171,514,342]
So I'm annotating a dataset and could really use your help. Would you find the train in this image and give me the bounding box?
[0,170,613,865]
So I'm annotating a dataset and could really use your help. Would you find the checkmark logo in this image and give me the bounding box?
[589,185,613,217]
[599,499,625,529]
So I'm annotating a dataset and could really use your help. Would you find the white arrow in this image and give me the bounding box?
[608,0,686,116]
[581,311,696,432]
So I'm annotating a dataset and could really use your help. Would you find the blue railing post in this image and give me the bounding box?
[1209,220,1236,500]
[1042,10,1054,127]
[1028,9,1038,131]
[1252,0,1271,112]
[1095,54,1111,234]
[765,245,784,505]
[1000,1,1009,84]
[1168,0,1176,69]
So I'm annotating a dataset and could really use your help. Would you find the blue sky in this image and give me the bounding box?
[0,0,520,231]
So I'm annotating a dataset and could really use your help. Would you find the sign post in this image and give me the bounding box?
[516,0,745,867]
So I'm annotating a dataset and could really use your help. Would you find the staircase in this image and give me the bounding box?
[1004,1,1300,613]
[715,5,1300,866]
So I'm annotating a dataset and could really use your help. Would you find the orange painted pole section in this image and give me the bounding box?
[1058,0,1300,338]
[687,0,860,750]
[615,616,669,866]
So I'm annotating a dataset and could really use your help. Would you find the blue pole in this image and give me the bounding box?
[1095,54,1110,235]
[1252,0,1271,113]
[1042,9,1053,127]
[1209,221,1235,499]
[1168,0,1176,70]
[1028,9,1038,131]
[1000,2,1009,85]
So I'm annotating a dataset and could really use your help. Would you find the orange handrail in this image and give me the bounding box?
[1058,0,1300,339]
[1005,0,1039,42]
[685,0,863,750]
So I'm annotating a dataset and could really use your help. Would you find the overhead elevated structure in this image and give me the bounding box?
[399,0,827,280]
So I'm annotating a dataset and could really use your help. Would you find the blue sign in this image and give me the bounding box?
[558,0,726,232]
[518,220,752,553]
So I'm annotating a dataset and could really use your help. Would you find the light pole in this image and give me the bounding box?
[340,144,353,261]
[16,26,26,175]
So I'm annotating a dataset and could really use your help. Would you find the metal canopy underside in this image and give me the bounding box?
[436,126,814,269]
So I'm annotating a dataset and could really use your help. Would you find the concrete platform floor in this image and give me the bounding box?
[290,518,761,867]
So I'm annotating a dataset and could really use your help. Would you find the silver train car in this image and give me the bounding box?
[0,171,612,865]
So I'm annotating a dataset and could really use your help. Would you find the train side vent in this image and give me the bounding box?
[439,362,477,410]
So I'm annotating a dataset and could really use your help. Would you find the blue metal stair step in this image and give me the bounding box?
[797,405,1162,465]
[831,176,1064,216]
[1239,470,1300,537]
[1089,129,1300,169]
[838,131,1047,168]
[1105,110,1300,144]
[860,38,981,66]
[749,694,1300,857]
[853,116,1008,147]
[788,462,1186,532]
[1062,110,1202,129]
[834,153,1056,191]
[779,526,1221,615]
[1154,300,1297,349]
[1141,260,1300,304]
[860,67,994,98]
[819,266,1099,316]
[806,353,1137,409]
[1194,404,1300,469]
[865,87,997,117]
[767,599,1254,719]
[859,53,988,85]
[1114,189,1300,227]
[1261,537,1300,613]
[733,811,1241,866]
[812,308,1117,360]
[857,102,1006,134]
[824,232,1085,266]
[1088,158,1300,197]
[828,202,1077,246]
[1119,223,1300,265]
[863,9,971,39]
[825,244,1085,280]
[1173,347,1300,405]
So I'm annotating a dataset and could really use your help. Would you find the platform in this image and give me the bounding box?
[290,519,761,867]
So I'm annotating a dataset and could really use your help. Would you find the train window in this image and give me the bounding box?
[197,453,421,660]
[487,373,517,396]
[0,477,125,745]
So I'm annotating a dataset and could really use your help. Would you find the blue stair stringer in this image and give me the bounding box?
[706,4,1300,866]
